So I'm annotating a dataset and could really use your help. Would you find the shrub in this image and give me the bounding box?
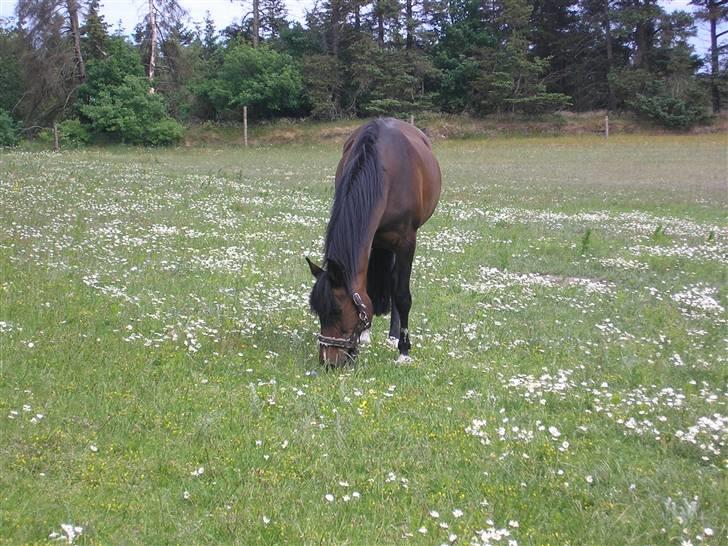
[630,93,710,129]
[80,75,183,145]
[194,42,304,120]
[0,109,18,146]
[59,119,91,146]
[76,37,182,145]
[145,118,185,146]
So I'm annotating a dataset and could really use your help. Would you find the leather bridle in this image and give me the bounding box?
[317,292,371,351]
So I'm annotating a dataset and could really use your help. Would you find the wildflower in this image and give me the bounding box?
[452,508,463,518]
[548,426,561,438]
[58,524,83,544]
[325,494,334,502]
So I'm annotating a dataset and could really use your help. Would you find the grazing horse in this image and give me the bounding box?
[307,118,441,366]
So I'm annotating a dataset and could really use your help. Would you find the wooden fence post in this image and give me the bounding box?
[605,114,609,139]
[243,106,248,148]
[53,122,59,151]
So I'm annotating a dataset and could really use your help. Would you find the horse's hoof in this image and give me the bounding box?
[396,354,413,364]
[386,336,399,349]
[359,329,372,345]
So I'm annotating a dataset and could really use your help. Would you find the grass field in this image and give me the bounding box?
[1,134,726,545]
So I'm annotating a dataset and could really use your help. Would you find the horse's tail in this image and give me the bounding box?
[367,248,395,316]
[325,120,384,286]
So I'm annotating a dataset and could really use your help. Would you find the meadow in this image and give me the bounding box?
[1,133,726,545]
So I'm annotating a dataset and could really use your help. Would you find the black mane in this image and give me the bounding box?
[309,121,384,325]
[324,120,384,288]
[310,120,385,325]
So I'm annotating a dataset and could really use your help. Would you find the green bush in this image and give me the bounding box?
[76,37,182,145]
[145,118,185,146]
[59,119,91,146]
[194,42,304,119]
[630,93,710,129]
[0,109,18,146]
[78,37,146,104]
[80,75,183,145]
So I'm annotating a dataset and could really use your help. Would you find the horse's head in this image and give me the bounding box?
[307,257,371,367]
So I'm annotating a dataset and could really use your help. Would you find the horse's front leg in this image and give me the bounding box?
[387,304,400,348]
[387,259,400,348]
[393,242,415,362]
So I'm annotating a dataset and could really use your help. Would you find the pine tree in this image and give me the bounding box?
[691,0,728,112]
[82,0,109,60]
[202,13,217,52]
[261,0,288,39]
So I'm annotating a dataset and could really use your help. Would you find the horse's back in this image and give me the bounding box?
[336,118,441,237]
[378,118,441,229]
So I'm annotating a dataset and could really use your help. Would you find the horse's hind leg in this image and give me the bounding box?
[387,300,400,348]
[387,258,400,346]
[393,242,415,361]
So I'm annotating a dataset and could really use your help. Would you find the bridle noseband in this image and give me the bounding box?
[317,292,372,351]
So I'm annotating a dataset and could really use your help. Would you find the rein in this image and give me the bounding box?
[317,292,371,351]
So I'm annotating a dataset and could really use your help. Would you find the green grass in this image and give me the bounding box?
[1,134,726,545]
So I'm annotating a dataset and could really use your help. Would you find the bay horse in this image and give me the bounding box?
[307,118,441,366]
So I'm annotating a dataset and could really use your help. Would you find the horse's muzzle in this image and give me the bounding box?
[320,345,357,367]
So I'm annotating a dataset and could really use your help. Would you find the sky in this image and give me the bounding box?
[0,0,718,55]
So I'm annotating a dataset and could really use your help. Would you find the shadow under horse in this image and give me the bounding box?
[307,118,442,366]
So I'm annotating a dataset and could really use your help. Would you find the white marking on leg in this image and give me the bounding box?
[386,336,399,349]
[396,354,413,364]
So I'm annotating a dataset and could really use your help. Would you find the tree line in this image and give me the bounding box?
[0,0,726,145]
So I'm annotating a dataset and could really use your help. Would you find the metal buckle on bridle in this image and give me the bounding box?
[317,292,371,350]
[352,292,370,325]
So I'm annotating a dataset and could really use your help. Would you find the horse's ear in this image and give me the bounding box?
[306,256,324,278]
[326,259,346,287]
